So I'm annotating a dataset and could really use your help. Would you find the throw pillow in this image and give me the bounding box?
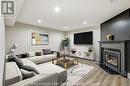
[28,52,35,57]
[12,56,24,68]
[35,52,42,56]
[21,52,29,58]
[20,69,36,79]
[21,65,39,74]
[16,53,29,58]
[42,49,53,55]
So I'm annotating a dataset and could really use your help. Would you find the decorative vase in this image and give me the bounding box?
[106,34,114,40]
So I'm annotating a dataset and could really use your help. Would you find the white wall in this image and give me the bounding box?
[0,12,5,86]
[66,25,100,61]
[5,23,65,54]
[5,22,100,61]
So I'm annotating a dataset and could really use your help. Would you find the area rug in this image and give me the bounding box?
[61,63,94,86]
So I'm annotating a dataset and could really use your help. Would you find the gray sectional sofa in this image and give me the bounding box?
[5,52,67,86]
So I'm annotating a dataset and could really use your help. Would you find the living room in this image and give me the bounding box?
[0,0,130,86]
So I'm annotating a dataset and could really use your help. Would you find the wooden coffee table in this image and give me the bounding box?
[52,57,78,69]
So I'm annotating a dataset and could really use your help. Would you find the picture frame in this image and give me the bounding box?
[32,32,49,45]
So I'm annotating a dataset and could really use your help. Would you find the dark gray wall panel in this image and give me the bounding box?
[101,9,130,41]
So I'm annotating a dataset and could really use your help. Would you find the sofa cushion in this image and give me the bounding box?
[20,58,39,74]
[16,53,29,58]
[28,52,35,57]
[37,63,65,74]
[21,65,39,74]
[42,49,53,55]
[44,54,56,59]
[28,56,45,64]
[37,63,67,83]
[28,54,56,64]
[5,62,23,86]
[20,69,36,79]
[35,52,42,56]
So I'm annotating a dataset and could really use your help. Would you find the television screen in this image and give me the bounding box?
[74,31,93,44]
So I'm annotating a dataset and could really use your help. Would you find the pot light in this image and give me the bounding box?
[83,21,87,24]
[64,27,68,29]
[37,19,42,23]
[54,7,60,13]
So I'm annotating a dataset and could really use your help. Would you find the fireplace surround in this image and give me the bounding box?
[99,40,130,77]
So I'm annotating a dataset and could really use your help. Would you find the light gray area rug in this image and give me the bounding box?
[61,63,94,86]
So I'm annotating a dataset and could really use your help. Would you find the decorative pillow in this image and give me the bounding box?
[21,65,39,74]
[42,49,53,55]
[16,54,22,58]
[12,56,24,68]
[17,53,29,58]
[20,69,36,79]
[35,52,42,56]
[28,52,35,57]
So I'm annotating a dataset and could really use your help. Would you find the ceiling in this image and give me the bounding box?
[5,0,130,31]
[4,0,25,26]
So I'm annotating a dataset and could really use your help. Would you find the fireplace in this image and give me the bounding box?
[99,41,130,77]
[103,49,120,73]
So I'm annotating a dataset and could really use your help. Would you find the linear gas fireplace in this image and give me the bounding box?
[99,41,130,77]
[104,49,120,73]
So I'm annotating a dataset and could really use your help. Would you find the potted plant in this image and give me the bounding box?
[88,47,93,52]
[61,38,70,58]
[84,47,93,56]
[62,38,70,47]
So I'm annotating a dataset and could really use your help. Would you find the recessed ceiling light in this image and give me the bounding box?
[37,19,42,23]
[54,7,60,13]
[64,27,68,29]
[83,21,87,24]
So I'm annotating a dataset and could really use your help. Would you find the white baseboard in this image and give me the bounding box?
[128,73,130,80]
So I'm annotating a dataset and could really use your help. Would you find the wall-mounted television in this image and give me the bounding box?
[74,31,93,44]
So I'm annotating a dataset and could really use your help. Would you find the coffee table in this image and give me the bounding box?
[52,57,78,69]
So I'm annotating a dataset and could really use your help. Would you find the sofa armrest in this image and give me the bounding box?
[5,62,23,86]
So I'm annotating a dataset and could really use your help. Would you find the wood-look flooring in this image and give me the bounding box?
[73,58,130,86]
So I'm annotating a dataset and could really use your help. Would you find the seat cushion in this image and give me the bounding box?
[43,54,57,61]
[28,54,56,64]
[28,56,45,64]
[37,63,67,83]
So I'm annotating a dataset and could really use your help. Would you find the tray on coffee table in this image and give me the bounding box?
[52,58,78,69]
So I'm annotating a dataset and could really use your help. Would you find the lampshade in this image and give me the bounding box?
[11,49,15,52]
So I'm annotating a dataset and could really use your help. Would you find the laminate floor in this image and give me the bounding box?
[73,58,130,86]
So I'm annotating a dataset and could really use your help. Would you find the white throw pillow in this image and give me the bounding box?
[28,52,35,57]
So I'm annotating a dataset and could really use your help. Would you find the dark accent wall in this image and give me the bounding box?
[100,8,130,74]
[101,9,130,41]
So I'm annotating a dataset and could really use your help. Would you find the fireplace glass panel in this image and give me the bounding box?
[106,54,118,66]
[104,49,120,67]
